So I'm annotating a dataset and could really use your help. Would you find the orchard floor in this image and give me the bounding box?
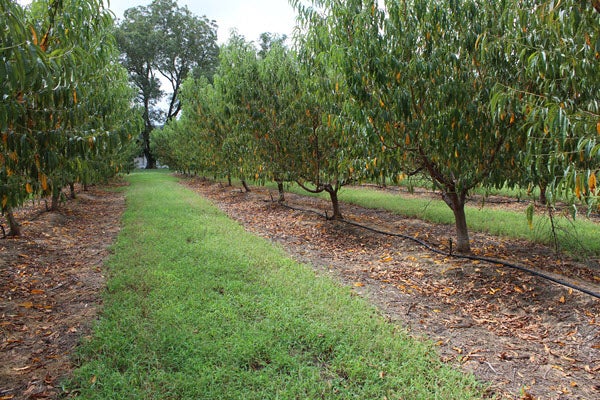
[0,175,599,399]
[0,184,125,399]
[182,177,600,400]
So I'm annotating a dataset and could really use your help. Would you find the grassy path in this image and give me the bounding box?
[68,171,483,399]
[273,183,600,257]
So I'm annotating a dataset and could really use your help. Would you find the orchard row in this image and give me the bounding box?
[155,0,600,253]
[1,0,139,235]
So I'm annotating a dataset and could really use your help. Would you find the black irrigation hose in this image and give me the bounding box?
[280,203,600,300]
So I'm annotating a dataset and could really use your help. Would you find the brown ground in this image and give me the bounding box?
[0,183,125,399]
[1,176,599,400]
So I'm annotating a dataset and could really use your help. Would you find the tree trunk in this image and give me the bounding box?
[539,182,548,205]
[326,187,343,220]
[69,182,76,199]
[442,190,470,254]
[142,96,156,169]
[144,145,156,169]
[227,174,232,186]
[50,191,60,211]
[277,180,285,202]
[6,209,21,237]
[241,179,251,192]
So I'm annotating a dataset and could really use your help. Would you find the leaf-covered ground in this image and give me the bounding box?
[181,177,600,400]
[1,176,599,399]
[0,184,125,399]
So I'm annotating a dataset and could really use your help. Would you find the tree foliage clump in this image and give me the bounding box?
[491,0,600,207]
[1,0,140,236]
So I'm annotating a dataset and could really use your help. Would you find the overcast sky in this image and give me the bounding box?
[107,0,299,44]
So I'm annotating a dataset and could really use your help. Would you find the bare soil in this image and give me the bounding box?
[1,176,599,400]
[181,177,600,400]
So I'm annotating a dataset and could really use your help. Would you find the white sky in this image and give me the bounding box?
[16,0,299,44]
[108,0,298,44]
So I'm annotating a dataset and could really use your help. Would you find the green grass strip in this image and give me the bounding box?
[68,171,483,399]
[274,183,600,257]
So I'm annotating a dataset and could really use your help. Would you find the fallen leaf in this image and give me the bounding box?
[353,282,364,287]
[18,301,33,309]
[31,289,45,295]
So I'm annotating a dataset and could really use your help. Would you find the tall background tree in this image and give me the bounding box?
[115,0,219,168]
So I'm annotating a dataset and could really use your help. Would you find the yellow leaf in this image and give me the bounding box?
[31,289,45,295]
[1,195,7,208]
[353,282,364,287]
[513,286,524,293]
[19,301,33,309]
[380,256,393,262]
[597,121,600,135]
[405,134,410,145]
[25,182,33,194]
[30,26,38,45]
[40,174,48,191]
[73,89,77,104]
[589,172,597,193]
[559,296,565,303]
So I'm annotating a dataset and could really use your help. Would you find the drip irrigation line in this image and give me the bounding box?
[280,203,600,300]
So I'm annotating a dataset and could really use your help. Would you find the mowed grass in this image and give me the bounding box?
[273,183,600,257]
[68,171,484,399]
